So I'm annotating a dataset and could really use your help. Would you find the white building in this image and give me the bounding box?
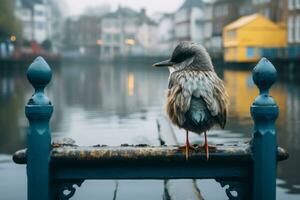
[174,0,205,42]
[15,0,51,43]
[14,0,33,41]
[157,14,176,56]
[100,7,158,59]
[33,3,48,43]
[198,3,213,49]
[287,0,300,58]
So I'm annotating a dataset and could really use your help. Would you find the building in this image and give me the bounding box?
[14,0,31,41]
[14,0,50,43]
[223,14,287,62]
[83,4,111,17]
[198,2,213,50]
[248,0,287,23]
[63,15,102,58]
[157,13,175,56]
[100,7,157,59]
[235,0,288,24]
[156,0,214,55]
[287,0,300,58]
[48,0,66,52]
[174,0,204,42]
[211,0,246,56]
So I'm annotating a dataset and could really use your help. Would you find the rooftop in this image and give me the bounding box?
[19,0,44,9]
[224,14,276,30]
[102,7,157,26]
[178,0,204,10]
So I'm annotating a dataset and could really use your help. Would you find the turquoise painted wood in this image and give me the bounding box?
[16,56,288,200]
[251,58,279,199]
[25,57,53,200]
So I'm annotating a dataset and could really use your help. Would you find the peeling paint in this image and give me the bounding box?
[12,143,288,165]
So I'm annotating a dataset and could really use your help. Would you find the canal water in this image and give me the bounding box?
[0,60,299,199]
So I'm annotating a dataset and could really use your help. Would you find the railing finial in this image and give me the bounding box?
[25,56,53,200]
[251,57,279,200]
[252,57,277,106]
[27,56,52,105]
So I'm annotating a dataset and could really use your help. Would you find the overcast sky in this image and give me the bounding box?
[64,0,185,16]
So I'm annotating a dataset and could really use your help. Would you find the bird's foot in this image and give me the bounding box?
[177,144,197,160]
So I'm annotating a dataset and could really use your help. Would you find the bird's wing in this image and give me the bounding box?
[169,70,228,128]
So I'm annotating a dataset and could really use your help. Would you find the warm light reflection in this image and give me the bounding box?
[224,70,286,121]
[127,73,135,96]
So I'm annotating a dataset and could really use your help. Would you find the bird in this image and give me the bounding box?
[153,41,228,160]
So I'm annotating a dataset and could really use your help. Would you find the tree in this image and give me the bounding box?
[0,0,22,42]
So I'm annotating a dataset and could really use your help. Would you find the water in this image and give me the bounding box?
[0,60,299,199]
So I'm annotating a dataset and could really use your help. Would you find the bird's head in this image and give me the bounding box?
[153,41,214,73]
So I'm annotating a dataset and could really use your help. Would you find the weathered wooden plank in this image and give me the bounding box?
[157,115,204,200]
[12,145,288,165]
[46,145,252,163]
[164,180,204,200]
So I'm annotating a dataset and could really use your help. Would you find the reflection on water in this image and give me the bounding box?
[0,60,299,197]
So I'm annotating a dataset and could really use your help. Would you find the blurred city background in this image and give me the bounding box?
[0,0,300,199]
[1,0,300,62]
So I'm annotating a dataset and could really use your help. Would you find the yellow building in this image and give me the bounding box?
[223,14,287,62]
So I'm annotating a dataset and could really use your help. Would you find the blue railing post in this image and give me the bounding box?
[251,58,279,200]
[25,57,53,200]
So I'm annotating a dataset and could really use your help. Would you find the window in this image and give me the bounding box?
[234,48,238,59]
[16,0,21,7]
[22,10,31,18]
[264,8,270,19]
[103,20,111,28]
[247,47,260,58]
[247,47,254,58]
[104,46,110,54]
[24,21,31,27]
[104,34,111,42]
[240,5,252,15]
[253,0,271,4]
[36,22,44,29]
[113,46,120,54]
[113,34,120,42]
[289,16,294,43]
[289,0,294,10]
[215,4,228,17]
[35,10,44,17]
[295,15,300,42]
[296,0,300,8]
[113,21,120,27]
[223,5,228,16]
[227,30,236,40]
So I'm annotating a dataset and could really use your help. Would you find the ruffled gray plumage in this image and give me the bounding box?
[166,69,228,134]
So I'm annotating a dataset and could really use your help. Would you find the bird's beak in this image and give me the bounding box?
[152,59,174,67]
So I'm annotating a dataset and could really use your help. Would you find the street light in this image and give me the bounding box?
[10,35,16,42]
[124,39,135,46]
[96,39,103,45]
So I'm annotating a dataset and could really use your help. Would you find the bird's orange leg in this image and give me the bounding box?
[204,131,209,160]
[178,130,195,160]
[199,131,216,160]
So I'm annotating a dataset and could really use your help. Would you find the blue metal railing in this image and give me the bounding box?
[13,56,288,200]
